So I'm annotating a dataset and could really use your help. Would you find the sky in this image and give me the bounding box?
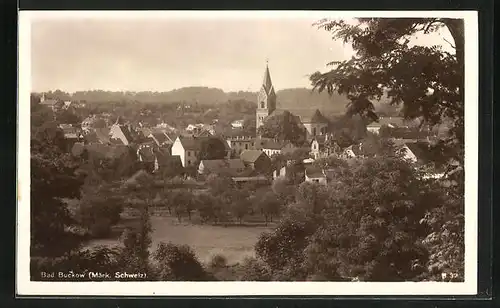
[30,15,453,93]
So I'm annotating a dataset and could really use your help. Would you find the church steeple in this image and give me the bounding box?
[262,61,275,96]
[256,61,277,133]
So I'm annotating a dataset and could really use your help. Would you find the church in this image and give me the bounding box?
[255,63,330,139]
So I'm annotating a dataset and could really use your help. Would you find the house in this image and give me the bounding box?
[198,159,247,177]
[304,166,327,185]
[260,139,296,157]
[136,144,158,172]
[156,122,177,132]
[171,136,231,168]
[109,122,135,145]
[62,101,72,110]
[273,162,296,179]
[239,150,272,175]
[59,125,83,152]
[148,131,174,147]
[39,93,62,111]
[84,128,110,144]
[341,144,364,159]
[81,115,107,133]
[310,134,340,159]
[394,141,433,165]
[193,128,214,138]
[366,117,407,134]
[226,136,256,156]
[231,119,244,129]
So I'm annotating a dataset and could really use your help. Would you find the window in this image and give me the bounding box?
[187,160,191,165]
[313,127,317,136]
[252,142,254,147]
[245,144,248,150]
[260,102,265,108]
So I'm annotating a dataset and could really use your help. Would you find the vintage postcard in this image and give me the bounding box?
[17,10,478,296]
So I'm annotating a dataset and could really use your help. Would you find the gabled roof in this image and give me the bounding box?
[116,125,135,144]
[240,150,266,163]
[150,132,172,145]
[178,136,205,151]
[304,109,329,123]
[270,108,329,124]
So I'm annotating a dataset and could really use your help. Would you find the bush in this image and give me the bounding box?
[239,257,271,281]
[153,242,212,281]
[209,254,228,269]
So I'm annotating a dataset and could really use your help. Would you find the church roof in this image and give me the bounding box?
[269,108,328,124]
[262,64,276,96]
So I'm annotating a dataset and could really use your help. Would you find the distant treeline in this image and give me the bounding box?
[33,87,400,116]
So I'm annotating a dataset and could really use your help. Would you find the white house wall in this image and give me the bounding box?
[171,138,186,167]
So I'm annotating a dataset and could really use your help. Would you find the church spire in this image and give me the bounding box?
[262,60,274,94]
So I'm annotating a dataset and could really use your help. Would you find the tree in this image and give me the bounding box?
[55,108,82,125]
[313,155,349,171]
[168,190,197,222]
[255,191,282,224]
[239,257,272,281]
[242,115,257,136]
[303,157,438,281]
[257,111,305,146]
[271,177,295,204]
[76,182,124,238]
[255,213,317,280]
[310,18,464,165]
[31,109,86,257]
[228,190,251,224]
[152,242,212,281]
[197,137,227,161]
[120,204,153,274]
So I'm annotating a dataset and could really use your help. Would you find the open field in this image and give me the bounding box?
[86,215,276,265]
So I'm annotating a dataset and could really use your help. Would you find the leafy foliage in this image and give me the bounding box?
[310,18,464,165]
[197,137,228,161]
[257,111,306,145]
[153,242,212,281]
[30,103,86,257]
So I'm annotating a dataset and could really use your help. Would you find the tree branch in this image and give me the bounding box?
[443,37,456,49]
[423,18,440,34]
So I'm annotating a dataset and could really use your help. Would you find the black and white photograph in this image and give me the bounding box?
[17,11,478,296]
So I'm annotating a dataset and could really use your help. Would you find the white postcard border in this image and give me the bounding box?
[17,10,479,296]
